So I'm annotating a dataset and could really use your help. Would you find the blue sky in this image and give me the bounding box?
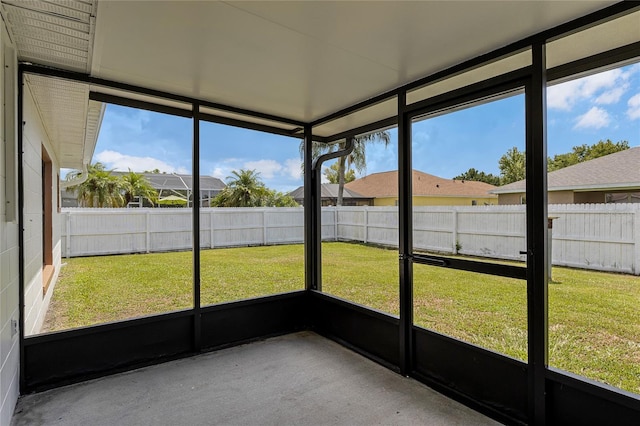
[90,63,639,192]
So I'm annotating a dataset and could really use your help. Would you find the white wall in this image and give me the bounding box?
[0,18,19,426]
[22,83,62,336]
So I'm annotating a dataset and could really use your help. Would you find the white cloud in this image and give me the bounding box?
[284,158,302,180]
[574,107,611,130]
[627,93,640,120]
[547,68,632,111]
[547,79,583,110]
[243,159,282,179]
[595,84,628,105]
[211,167,230,181]
[95,150,189,174]
[208,157,303,187]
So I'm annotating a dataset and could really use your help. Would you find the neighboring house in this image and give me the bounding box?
[62,172,226,207]
[492,147,640,205]
[345,170,498,206]
[288,183,373,206]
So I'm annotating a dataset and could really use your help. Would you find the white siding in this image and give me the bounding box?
[0,21,19,426]
[22,82,62,336]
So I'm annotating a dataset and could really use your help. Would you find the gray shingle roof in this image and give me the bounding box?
[113,172,225,191]
[288,183,370,200]
[492,146,640,194]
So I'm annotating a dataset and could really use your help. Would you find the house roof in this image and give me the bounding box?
[288,184,370,201]
[345,170,497,199]
[492,146,640,194]
[112,172,226,192]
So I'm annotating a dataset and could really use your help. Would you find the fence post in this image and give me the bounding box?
[263,209,268,245]
[210,211,215,249]
[65,211,71,258]
[452,208,458,254]
[635,210,640,276]
[334,208,338,241]
[363,208,368,244]
[145,211,150,253]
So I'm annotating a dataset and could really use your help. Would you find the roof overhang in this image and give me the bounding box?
[24,74,105,169]
[493,182,640,195]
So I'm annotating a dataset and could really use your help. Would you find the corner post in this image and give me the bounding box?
[398,91,413,375]
[303,125,319,291]
[17,64,26,391]
[527,41,549,425]
[192,102,202,351]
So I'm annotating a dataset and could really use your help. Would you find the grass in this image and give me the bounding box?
[43,242,639,395]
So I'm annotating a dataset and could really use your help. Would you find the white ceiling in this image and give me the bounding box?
[90,1,621,127]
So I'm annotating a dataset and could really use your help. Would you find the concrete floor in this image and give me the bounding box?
[12,332,500,426]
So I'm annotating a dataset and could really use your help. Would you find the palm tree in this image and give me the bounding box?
[300,131,390,205]
[121,170,158,206]
[67,162,124,207]
[213,169,267,207]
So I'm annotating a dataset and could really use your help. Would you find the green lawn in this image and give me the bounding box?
[44,242,639,395]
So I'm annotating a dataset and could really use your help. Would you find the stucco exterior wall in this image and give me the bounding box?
[497,190,618,205]
[498,191,575,205]
[0,20,19,426]
[574,191,606,204]
[22,83,62,337]
[548,191,575,204]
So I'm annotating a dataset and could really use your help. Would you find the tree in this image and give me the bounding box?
[210,169,299,207]
[454,168,501,186]
[548,139,629,171]
[211,169,267,207]
[499,147,526,185]
[324,162,356,184]
[261,190,299,207]
[300,131,390,206]
[67,162,124,207]
[143,168,163,174]
[121,170,158,206]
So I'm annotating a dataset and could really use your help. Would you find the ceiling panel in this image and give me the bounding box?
[547,10,640,69]
[90,1,615,126]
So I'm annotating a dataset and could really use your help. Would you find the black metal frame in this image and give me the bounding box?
[16,3,640,425]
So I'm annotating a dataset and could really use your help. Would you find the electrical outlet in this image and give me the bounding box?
[11,319,18,337]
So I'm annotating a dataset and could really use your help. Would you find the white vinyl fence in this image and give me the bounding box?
[62,204,640,275]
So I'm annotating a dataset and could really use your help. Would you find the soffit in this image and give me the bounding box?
[1,0,96,73]
[25,74,103,169]
[1,0,101,169]
[90,1,618,129]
